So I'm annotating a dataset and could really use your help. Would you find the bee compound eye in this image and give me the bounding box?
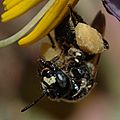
[56,71,68,88]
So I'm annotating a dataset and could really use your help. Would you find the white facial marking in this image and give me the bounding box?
[43,76,56,85]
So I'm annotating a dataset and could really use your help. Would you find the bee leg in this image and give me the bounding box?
[68,4,85,26]
[67,6,80,49]
[37,68,41,76]
[37,58,46,77]
[47,33,56,48]
[103,39,109,49]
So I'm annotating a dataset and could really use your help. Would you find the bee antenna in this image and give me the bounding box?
[21,92,46,112]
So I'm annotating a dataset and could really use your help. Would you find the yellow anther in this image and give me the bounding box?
[3,0,11,6]
[40,0,78,38]
[4,0,22,10]
[1,0,43,22]
[18,0,78,47]
[0,0,79,48]
[0,0,55,48]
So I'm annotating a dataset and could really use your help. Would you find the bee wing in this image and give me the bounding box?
[91,11,106,36]
[91,11,106,78]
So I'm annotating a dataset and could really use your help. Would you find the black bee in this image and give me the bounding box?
[21,7,109,112]
[21,57,94,112]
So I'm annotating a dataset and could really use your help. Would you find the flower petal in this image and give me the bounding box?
[3,0,11,6]
[1,0,43,22]
[18,0,69,46]
[0,0,55,48]
[102,0,120,21]
[18,0,78,47]
[4,0,22,10]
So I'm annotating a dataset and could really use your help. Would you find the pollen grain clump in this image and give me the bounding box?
[75,23,106,54]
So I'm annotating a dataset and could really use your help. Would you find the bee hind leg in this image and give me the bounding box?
[47,33,56,48]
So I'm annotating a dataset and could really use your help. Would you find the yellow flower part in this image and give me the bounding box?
[3,0,11,5]
[40,0,78,38]
[0,0,79,48]
[0,0,55,48]
[4,0,23,10]
[1,0,43,22]
[18,0,78,47]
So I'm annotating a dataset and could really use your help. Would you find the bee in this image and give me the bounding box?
[21,7,109,112]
